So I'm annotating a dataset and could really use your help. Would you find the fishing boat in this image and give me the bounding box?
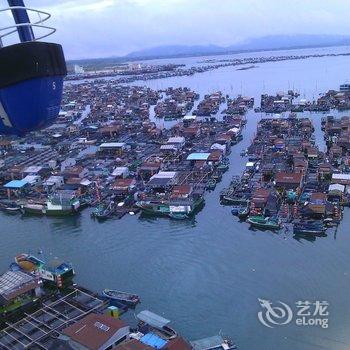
[136,201,170,216]
[206,179,217,191]
[231,205,243,216]
[137,197,204,218]
[293,221,326,235]
[191,335,237,350]
[102,289,140,307]
[91,203,113,220]
[238,203,250,219]
[211,171,222,181]
[137,310,177,339]
[221,195,249,205]
[21,203,46,215]
[247,216,280,230]
[0,202,21,214]
[217,159,230,172]
[169,211,188,220]
[46,192,80,216]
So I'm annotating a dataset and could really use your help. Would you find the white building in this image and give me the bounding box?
[74,64,85,74]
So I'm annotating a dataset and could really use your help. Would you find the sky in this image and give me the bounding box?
[2,0,350,59]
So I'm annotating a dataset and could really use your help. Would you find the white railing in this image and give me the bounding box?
[0,6,56,41]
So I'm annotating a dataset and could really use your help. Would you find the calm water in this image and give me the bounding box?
[2,47,350,350]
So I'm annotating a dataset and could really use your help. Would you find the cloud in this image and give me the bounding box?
[3,0,350,59]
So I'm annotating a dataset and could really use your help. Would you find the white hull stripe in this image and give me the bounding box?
[0,102,12,127]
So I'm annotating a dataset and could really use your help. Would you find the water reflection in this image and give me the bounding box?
[293,232,328,243]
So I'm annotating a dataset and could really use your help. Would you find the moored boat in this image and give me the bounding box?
[137,197,204,218]
[191,335,237,350]
[169,211,188,220]
[238,203,250,219]
[247,216,280,230]
[293,221,326,235]
[231,205,242,216]
[206,179,217,190]
[0,202,21,214]
[46,191,80,216]
[21,203,46,215]
[102,288,140,307]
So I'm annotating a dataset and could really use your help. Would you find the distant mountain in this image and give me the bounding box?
[230,34,350,51]
[125,34,350,60]
[125,44,224,59]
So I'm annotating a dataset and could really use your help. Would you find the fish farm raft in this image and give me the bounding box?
[0,254,237,350]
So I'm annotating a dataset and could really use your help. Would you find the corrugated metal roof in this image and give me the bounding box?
[140,332,167,349]
[4,179,28,188]
[186,153,210,161]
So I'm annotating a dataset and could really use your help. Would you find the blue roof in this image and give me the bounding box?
[4,179,28,189]
[186,152,210,161]
[140,333,167,349]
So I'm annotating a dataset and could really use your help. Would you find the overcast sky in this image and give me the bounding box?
[3,0,350,59]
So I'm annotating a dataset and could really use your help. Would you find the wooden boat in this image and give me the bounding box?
[293,221,326,235]
[247,216,280,230]
[221,196,249,205]
[238,203,250,219]
[21,203,46,215]
[0,203,21,214]
[137,310,177,339]
[217,160,230,172]
[102,289,140,307]
[137,197,204,218]
[211,172,222,181]
[91,203,114,220]
[169,212,188,220]
[191,335,237,350]
[231,205,243,216]
[206,179,216,191]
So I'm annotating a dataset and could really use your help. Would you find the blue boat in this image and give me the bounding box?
[102,288,140,307]
[231,205,242,216]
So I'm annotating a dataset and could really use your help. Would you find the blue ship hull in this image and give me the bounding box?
[0,76,64,135]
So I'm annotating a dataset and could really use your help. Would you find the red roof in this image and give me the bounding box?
[165,336,192,350]
[113,178,136,189]
[171,185,192,195]
[208,150,223,161]
[115,339,153,350]
[252,188,270,203]
[63,313,127,350]
[275,172,302,184]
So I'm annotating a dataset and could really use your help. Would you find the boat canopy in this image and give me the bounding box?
[190,335,226,350]
[137,310,170,329]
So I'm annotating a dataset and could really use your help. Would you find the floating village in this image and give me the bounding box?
[1,77,350,229]
[66,51,350,83]
[2,56,350,348]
